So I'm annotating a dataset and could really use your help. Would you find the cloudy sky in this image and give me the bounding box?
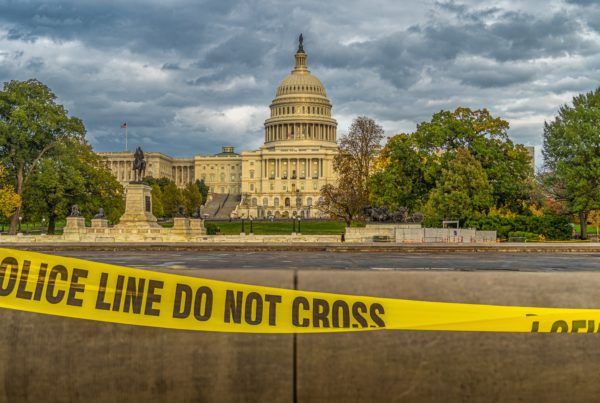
[0,0,598,166]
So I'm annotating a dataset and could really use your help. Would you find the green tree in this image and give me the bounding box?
[318,116,384,226]
[423,148,494,224]
[161,181,183,217]
[150,184,164,218]
[195,179,209,204]
[143,176,172,192]
[543,88,600,239]
[23,137,124,233]
[368,133,431,211]
[0,79,85,234]
[183,182,202,216]
[413,107,533,212]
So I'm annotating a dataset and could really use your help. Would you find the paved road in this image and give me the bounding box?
[53,251,600,271]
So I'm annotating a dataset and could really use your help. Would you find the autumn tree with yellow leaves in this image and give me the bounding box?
[0,165,20,220]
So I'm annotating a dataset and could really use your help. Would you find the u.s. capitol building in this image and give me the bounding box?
[100,38,338,219]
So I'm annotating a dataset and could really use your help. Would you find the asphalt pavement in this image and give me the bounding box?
[50,251,600,272]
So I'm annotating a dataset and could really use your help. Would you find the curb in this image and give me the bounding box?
[2,242,599,253]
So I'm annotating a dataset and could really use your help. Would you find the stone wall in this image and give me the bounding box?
[0,233,342,244]
[345,224,496,243]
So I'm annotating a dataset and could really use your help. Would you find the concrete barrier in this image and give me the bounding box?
[297,271,600,402]
[2,268,600,401]
[0,270,294,403]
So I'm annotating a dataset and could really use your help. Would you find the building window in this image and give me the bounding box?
[220,173,225,181]
[250,170,254,179]
[274,197,280,207]
[307,197,313,206]
[263,197,268,206]
[250,184,254,191]
[231,174,236,181]
[251,198,257,207]
[313,182,318,190]
[270,183,274,191]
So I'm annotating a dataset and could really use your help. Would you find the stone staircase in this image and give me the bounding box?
[202,193,241,219]
[217,194,242,219]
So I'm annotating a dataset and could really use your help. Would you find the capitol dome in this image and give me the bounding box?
[264,35,337,145]
[275,62,327,97]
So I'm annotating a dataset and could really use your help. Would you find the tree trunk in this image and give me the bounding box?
[9,206,20,235]
[579,211,588,240]
[8,168,24,235]
[47,214,56,235]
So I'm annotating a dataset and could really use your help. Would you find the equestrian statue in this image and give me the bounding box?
[132,146,146,182]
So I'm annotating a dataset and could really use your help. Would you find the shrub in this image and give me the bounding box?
[465,214,572,240]
[205,223,219,235]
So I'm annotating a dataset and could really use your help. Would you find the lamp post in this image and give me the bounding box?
[18,216,22,233]
[292,217,296,234]
[298,217,301,234]
[241,218,245,235]
[42,218,46,234]
[249,216,253,235]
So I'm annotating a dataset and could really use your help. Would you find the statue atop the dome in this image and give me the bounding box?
[298,33,304,53]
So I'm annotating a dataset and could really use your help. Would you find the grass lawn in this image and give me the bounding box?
[574,224,599,235]
[205,220,347,235]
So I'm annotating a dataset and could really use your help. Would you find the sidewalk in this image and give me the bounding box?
[3,242,600,253]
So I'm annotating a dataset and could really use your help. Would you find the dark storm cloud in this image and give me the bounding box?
[0,0,598,166]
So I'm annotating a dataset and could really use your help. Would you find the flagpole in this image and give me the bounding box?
[125,125,128,152]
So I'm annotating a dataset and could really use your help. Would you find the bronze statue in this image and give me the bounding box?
[132,146,146,182]
[298,33,304,52]
[176,205,187,217]
[69,205,81,217]
[363,205,424,224]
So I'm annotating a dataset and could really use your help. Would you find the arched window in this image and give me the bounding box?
[263,197,269,206]
[251,198,257,207]
[285,197,291,207]
[307,197,313,206]
[274,197,280,207]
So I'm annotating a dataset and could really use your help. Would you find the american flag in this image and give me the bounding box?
[120,122,127,128]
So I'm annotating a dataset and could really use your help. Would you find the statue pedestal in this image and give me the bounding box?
[63,216,86,241]
[117,183,160,228]
[190,218,206,235]
[172,217,191,236]
[65,216,86,230]
[91,218,109,228]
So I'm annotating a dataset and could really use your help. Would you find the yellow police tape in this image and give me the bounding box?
[0,247,598,333]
